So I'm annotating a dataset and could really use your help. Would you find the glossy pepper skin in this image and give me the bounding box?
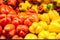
[38,30,49,39]
[0,0,7,5]
[56,33,60,39]
[38,13,50,24]
[48,21,60,33]
[0,26,2,35]
[16,25,29,37]
[8,0,17,7]
[12,35,23,39]
[4,24,15,38]
[29,22,46,34]
[48,10,59,21]
[24,33,37,39]
[0,4,14,14]
[0,35,6,39]
[38,30,56,39]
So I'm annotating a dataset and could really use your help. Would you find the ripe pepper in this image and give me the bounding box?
[47,32,56,39]
[48,21,60,33]
[24,33,37,39]
[4,24,15,38]
[38,21,48,30]
[48,10,59,21]
[16,25,29,37]
[0,4,13,14]
[29,22,44,34]
[19,1,31,11]
[0,0,7,5]
[56,33,60,39]
[38,30,49,39]
[38,13,50,24]
[8,0,17,7]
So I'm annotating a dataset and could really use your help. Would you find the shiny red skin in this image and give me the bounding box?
[28,9,36,13]
[0,26,2,34]
[9,10,16,15]
[0,4,13,14]
[12,19,19,27]
[19,30,26,37]
[7,14,16,19]
[0,14,6,19]
[6,17,12,24]
[18,0,23,3]
[2,29,15,38]
[28,15,35,22]
[0,18,7,26]
[8,0,16,7]
[24,19,32,26]
[18,13,28,25]
[0,4,6,14]
[12,35,23,39]
[3,24,15,38]
[7,29,15,38]
[27,11,35,15]
[0,35,6,39]
[19,19,24,25]
[27,9,36,15]
[2,30,6,35]
[0,0,6,5]
[15,7,19,14]
[0,0,4,5]
[16,25,29,37]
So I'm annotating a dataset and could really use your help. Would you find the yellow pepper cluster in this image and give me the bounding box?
[38,10,59,24]
[26,19,60,39]
[26,10,60,39]
[29,21,48,34]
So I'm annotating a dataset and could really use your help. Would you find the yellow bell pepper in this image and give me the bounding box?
[38,30,49,39]
[38,13,50,24]
[55,18,60,24]
[19,2,27,10]
[56,33,60,39]
[47,32,56,39]
[48,10,59,21]
[35,25,44,34]
[25,1,32,8]
[57,0,60,7]
[24,33,37,39]
[41,3,48,12]
[31,5,38,14]
[19,1,31,11]
[48,21,60,33]
[29,22,38,34]
[53,10,59,17]
[29,22,44,34]
[38,21,48,30]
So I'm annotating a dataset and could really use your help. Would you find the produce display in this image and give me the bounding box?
[0,0,60,39]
